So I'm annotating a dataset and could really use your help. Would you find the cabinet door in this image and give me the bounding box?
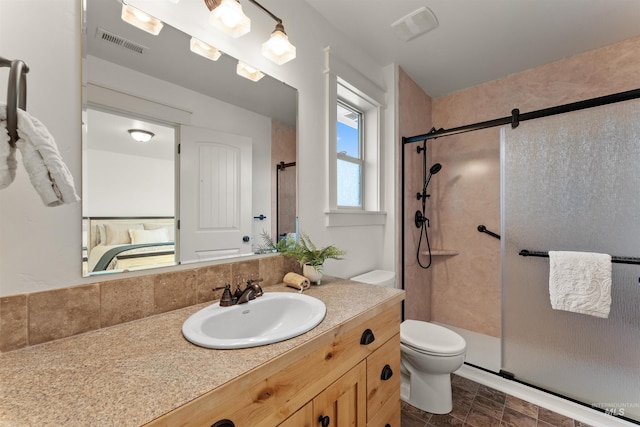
[366,334,401,422]
[279,402,313,427]
[313,361,367,427]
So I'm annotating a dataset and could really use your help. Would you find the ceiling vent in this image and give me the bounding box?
[391,7,439,42]
[95,27,148,54]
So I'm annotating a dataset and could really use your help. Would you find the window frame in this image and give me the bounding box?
[336,99,364,209]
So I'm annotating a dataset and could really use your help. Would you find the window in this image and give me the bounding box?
[324,47,386,226]
[337,101,363,208]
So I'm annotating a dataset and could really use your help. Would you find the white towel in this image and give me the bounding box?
[0,115,17,188]
[0,103,79,206]
[548,251,612,318]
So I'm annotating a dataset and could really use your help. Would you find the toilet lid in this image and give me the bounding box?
[401,320,466,355]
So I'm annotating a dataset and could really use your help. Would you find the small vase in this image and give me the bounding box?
[303,263,323,285]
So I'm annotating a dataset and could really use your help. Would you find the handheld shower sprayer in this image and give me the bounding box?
[415,162,442,227]
[414,161,443,269]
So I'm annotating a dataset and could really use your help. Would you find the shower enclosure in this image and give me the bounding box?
[402,90,640,423]
[501,98,640,422]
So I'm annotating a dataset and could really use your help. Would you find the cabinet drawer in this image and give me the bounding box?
[366,390,400,427]
[366,334,400,422]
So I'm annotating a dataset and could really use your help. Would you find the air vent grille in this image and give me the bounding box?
[95,27,148,54]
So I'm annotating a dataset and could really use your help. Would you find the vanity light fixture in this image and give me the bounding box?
[128,129,155,143]
[121,3,164,36]
[190,37,222,61]
[262,22,296,65]
[236,61,264,82]
[205,0,251,38]
[204,0,296,65]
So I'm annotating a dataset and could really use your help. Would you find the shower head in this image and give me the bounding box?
[429,163,442,175]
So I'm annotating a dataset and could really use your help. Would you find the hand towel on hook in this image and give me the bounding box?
[0,103,79,206]
[548,251,612,318]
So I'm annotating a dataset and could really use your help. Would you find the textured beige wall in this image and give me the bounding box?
[398,68,434,322]
[428,35,640,338]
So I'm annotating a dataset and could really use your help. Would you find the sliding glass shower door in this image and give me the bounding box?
[501,99,640,422]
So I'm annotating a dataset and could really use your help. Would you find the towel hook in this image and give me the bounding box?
[1,56,30,146]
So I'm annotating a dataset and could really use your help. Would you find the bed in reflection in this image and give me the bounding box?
[84,217,175,274]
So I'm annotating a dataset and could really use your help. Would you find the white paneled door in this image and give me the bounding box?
[179,125,252,263]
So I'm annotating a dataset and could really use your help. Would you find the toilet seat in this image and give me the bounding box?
[401,320,466,356]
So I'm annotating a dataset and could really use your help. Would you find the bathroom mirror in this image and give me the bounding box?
[82,0,297,276]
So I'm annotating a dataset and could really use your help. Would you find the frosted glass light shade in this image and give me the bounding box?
[190,37,222,61]
[128,129,155,143]
[236,61,264,82]
[121,3,163,35]
[262,27,296,65]
[209,0,250,38]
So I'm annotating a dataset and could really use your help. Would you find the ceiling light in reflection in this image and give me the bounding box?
[236,61,264,82]
[190,37,222,61]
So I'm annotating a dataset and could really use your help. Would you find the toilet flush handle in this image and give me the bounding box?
[360,329,375,345]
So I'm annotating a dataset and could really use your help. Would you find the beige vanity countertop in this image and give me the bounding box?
[0,277,404,427]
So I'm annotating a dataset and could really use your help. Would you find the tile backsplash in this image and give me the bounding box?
[0,255,300,352]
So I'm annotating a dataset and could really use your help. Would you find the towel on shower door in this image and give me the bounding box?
[0,103,79,206]
[548,251,612,318]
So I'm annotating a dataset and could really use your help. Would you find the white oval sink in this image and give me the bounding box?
[182,292,326,349]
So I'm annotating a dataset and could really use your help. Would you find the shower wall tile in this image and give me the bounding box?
[398,67,434,322]
[426,35,640,337]
[271,119,297,239]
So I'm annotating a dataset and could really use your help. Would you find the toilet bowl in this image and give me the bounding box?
[350,270,467,414]
[400,320,466,413]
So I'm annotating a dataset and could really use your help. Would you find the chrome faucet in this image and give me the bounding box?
[213,278,264,307]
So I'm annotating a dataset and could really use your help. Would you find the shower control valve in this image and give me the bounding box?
[415,210,429,228]
[416,192,431,201]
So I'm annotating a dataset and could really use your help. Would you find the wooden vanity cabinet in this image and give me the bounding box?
[146,302,401,427]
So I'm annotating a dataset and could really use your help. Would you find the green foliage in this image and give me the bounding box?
[259,232,345,272]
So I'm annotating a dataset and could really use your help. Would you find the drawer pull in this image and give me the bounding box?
[380,364,393,380]
[211,420,235,427]
[385,424,391,427]
[360,328,375,345]
[318,415,330,427]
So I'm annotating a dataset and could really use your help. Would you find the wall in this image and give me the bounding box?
[85,150,174,216]
[428,35,640,337]
[397,68,433,321]
[0,1,393,297]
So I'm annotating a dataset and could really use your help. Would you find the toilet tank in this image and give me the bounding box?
[350,270,396,288]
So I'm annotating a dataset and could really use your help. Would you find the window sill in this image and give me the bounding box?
[325,210,387,227]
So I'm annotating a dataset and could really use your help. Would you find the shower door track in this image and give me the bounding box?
[402,87,640,144]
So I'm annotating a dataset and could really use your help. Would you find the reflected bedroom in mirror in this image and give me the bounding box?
[82,0,297,277]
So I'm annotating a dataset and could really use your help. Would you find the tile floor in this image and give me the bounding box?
[401,374,595,427]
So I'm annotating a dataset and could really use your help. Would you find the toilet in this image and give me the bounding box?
[350,270,467,414]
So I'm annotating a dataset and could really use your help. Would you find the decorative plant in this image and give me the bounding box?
[284,233,346,272]
[260,232,345,272]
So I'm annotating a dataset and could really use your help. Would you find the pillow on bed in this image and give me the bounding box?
[104,223,144,245]
[129,227,171,245]
[143,223,175,242]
